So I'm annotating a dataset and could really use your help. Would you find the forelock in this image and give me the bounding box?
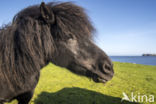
[13,2,95,40]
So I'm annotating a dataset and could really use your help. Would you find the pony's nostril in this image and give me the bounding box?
[102,63,113,75]
[98,63,112,74]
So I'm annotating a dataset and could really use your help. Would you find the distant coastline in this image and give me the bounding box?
[110,56,156,65]
[142,54,156,56]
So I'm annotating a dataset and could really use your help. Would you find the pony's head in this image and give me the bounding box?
[14,2,114,83]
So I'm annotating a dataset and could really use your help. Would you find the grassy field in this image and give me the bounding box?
[8,62,156,104]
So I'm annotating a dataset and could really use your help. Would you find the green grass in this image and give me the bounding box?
[8,62,156,104]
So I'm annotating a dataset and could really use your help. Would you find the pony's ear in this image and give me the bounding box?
[40,2,55,24]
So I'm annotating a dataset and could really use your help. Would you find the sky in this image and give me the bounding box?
[0,0,156,56]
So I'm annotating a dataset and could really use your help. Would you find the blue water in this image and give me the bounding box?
[110,56,156,66]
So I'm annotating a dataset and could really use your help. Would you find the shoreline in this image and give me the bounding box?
[142,54,156,56]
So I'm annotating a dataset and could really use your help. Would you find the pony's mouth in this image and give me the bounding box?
[92,73,108,83]
[98,77,107,83]
[68,63,109,83]
[86,70,108,83]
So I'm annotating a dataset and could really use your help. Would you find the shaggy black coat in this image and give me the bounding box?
[0,2,94,103]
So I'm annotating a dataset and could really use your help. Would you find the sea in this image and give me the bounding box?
[110,56,156,66]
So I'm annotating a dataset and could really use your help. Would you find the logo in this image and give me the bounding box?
[122,92,154,103]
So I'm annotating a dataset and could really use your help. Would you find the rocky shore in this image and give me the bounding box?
[142,54,156,56]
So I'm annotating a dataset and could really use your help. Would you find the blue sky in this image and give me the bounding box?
[0,0,156,56]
